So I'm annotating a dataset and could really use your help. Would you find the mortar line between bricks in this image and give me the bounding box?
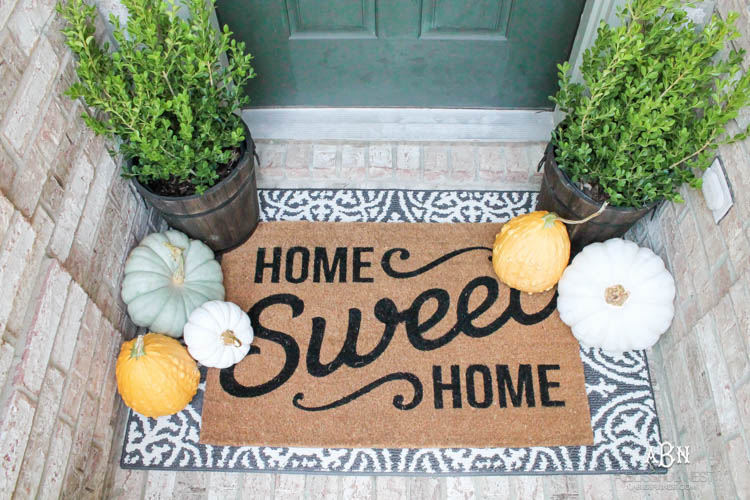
[42,303,99,483]
[22,37,65,161]
[471,143,479,182]
[702,312,748,447]
[335,143,342,178]
[446,144,454,177]
[720,282,750,375]
[575,476,584,500]
[650,345,690,487]
[0,209,23,255]
[706,304,750,469]
[679,342,712,456]
[6,383,39,407]
[391,143,397,178]
[47,358,69,378]
[417,143,425,181]
[0,135,31,194]
[733,372,750,390]
[610,475,623,500]
[57,411,75,429]
[17,367,71,498]
[683,193,716,276]
[137,469,148,500]
[364,142,371,180]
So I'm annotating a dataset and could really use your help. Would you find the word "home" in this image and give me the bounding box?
[254,246,376,284]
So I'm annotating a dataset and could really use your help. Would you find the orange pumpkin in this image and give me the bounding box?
[115,333,200,418]
[492,211,571,293]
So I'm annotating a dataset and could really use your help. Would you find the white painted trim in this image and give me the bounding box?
[242,108,554,142]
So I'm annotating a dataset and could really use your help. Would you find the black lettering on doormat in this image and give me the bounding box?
[225,247,562,413]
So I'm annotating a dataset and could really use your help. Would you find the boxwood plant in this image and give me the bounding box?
[551,0,750,208]
[58,0,255,195]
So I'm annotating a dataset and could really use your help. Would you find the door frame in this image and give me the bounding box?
[241,0,621,142]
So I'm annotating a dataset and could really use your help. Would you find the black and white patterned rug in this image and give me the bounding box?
[120,189,664,475]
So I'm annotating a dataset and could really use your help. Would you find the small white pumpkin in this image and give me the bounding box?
[557,238,676,353]
[121,230,225,337]
[183,301,253,368]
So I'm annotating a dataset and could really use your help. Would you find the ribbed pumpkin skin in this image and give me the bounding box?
[116,333,200,418]
[121,230,225,337]
[184,300,254,369]
[557,238,676,352]
[492,211,571,293]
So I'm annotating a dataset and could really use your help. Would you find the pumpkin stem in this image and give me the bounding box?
[130,335,146,359]
[221,330,242,347]
[541,213,561,228]
[543,202,609,227]
[605,284,630,306]
[164,242,186,285]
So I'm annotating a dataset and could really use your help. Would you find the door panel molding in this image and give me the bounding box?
[286,0,377,39]
[419,0,512,41]
[222,0,585,107]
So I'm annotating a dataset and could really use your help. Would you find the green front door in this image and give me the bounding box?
[216,0,585,108]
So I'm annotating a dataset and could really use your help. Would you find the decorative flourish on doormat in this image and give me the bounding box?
[120,189,664,474]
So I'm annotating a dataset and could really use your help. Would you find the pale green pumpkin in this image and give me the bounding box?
[121,230,225,337]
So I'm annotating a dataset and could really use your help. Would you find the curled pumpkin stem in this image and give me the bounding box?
[221,330,242,347]
[547,202,609,226]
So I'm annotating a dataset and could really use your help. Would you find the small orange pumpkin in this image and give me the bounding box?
[116,333,200,418]
[492,211,571,293]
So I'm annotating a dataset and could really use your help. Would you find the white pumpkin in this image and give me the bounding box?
[121,230,225,337]
[183,301,253,368]
[557,238,676,353]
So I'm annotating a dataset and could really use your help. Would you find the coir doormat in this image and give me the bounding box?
[120,189,664,474]
[201,221,594,448]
